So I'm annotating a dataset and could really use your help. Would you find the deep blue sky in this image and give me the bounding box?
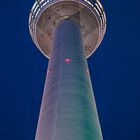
[0,0,140,140]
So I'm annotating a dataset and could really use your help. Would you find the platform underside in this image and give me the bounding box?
[35,1,100,58]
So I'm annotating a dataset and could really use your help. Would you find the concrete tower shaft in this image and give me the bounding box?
[29,0,107,140]
[29,0,106,58]
[35,20,103,140]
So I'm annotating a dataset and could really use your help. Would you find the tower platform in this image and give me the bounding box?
[29,0,106,58]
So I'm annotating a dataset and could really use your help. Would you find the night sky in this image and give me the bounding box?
[0,0,140,140]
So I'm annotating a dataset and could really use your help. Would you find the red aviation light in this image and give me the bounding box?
[47,70,50,73]
[64,58,71,64]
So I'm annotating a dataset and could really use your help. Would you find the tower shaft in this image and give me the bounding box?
[35,20,103,140]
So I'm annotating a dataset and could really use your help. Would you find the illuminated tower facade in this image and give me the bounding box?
[29,0,106,140]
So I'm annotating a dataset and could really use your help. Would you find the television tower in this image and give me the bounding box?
[29,0,106,140]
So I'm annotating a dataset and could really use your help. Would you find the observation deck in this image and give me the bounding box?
[29,0,106,58]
